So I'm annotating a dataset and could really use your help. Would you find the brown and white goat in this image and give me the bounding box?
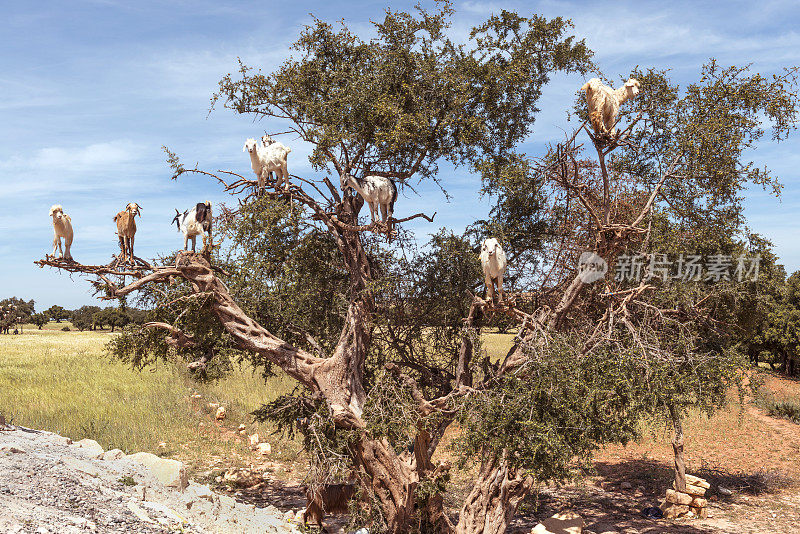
[113,202,141,263]
[49,204,73,260]
[580,78,641,137]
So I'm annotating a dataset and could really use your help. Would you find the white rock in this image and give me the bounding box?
[141,501,187,524]
[102,449,125,460]
[718,486,733,496]
[75,438,104,458]
[257,442,272,455]
[249,434,260,449]
[620,481,633,490]
[127,501,154,523]
[127,452,188,491]
[215,407,226,421]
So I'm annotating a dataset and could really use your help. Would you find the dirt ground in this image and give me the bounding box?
[190,372,800,533]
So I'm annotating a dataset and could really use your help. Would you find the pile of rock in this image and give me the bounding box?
[660,474,710,519]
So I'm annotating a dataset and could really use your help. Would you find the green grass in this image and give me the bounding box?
[0,328,297,470]
[0,327,517,475]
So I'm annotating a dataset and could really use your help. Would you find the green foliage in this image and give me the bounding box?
[30,313,49,329]
[621,63,799,240]
[221,195,350,355]
[1,298,36,332]
[71,306,101,331]
[763,397,800,424]
[45,304,69,323]
[453,336,645,479]
[215,1,593,181]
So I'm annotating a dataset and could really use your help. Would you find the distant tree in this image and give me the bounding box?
[0,297,35,333]
[30,313,49,330]
[106,308,130,332]
[72,306,101,331]
[45,305,69,323]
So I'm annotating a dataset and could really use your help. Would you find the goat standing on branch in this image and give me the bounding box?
[340,173,397,225]
[480,238,507,303]
[48,204,73,261]
[243,137,292,191]
[113,202,141,264]
[172,201,212,252]
[580,77,640,137]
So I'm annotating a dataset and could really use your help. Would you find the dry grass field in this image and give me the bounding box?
[2,327,800,532]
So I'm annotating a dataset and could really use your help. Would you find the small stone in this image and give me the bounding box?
[127,452,188,491]
[249,433,260,449]
[660,502,689,519]
[238,424,247,433]
[0,445,25,454]
[75,438,104,458]
[665,489,692,505]
[127,501,154,523]
[208,402,220,411]
[673,481,706,496]
[102,449,125,460]
[690,505,708,519]
[718,486,733,496]
[685,474,710,489]
[215,407,226,421]
[257,442,272,455]
[620,481,633,490]
[191,394,202,399]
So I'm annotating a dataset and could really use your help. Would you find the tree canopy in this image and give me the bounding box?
[34,2,800,533]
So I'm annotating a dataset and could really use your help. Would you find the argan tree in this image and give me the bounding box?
[36,3,800,533]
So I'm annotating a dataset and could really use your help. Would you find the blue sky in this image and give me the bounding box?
[2,0,799,310]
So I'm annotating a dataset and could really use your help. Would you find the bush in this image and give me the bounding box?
[765,399,800,423]
[61,326,70,332]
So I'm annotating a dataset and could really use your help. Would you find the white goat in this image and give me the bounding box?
[113,202,141,263]
[172,201,212,252]
[580,78,640,137]
[340,173,397,224]
[49,204,73,260]
[243,137,292,190]
[480,238,507,303]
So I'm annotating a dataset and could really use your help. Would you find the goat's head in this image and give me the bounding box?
[340,173,356,191]
[261,134,273,146]
[243,138,259,154]
[624,78,641,99]
[126,202,141,218]
[49,204,64,220]
[172,209,183,229]
[481,237,502,257]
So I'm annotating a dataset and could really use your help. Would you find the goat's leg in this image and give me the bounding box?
[191,235,196,252]
[183,233,189,251]
[368,202,378,224]
[118,236,126,262]
[485,276,495,303]
[129,235,135,263]
[497,275,505,302]
[52,235,60,259]
[380,203,388,222]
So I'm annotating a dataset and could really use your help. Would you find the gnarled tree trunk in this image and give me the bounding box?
[456,452,534,534]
